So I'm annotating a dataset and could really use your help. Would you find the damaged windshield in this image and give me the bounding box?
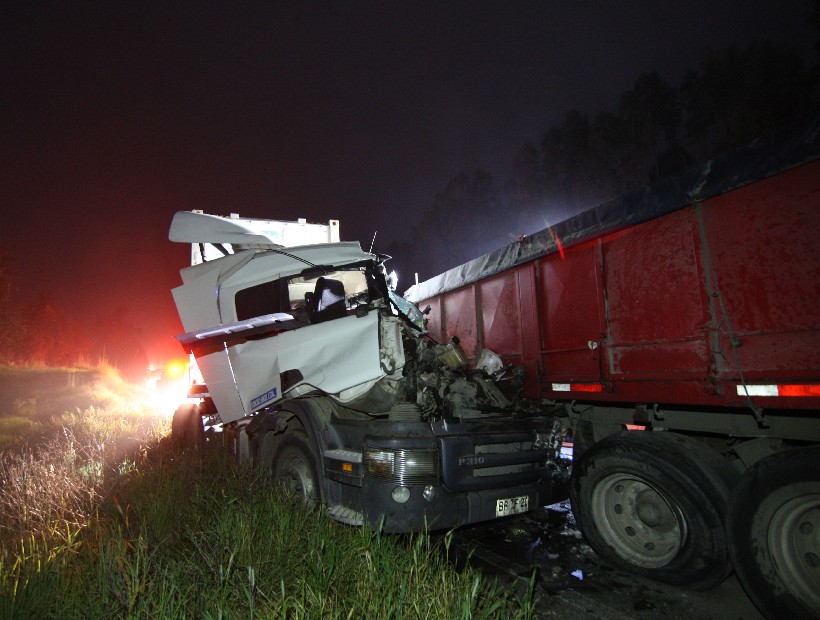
[388,289,425,332]
[233,257,425,332]
[235,267,371,325]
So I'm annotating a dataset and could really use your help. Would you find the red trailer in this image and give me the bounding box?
[406,118,820,619]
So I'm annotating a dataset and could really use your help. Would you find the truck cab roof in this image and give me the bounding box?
[169,210,341,264]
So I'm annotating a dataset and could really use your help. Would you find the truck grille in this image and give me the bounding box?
[439,434,551,492]
[472,441,534,477]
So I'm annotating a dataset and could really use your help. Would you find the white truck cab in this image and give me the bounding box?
[168,211,568,532]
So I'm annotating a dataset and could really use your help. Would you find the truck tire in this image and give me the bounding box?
[172,404,204,451]
[726,446,820,620]
[271,433,321,508]
[257,431,280,473]
[570,431,739,589]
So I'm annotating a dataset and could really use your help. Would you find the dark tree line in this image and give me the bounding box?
[0,248,147,376]
[388,38,820,289]
[0,248,23,363]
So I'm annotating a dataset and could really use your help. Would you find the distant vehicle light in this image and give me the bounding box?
[164,358,189,379]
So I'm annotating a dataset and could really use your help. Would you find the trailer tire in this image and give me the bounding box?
[272,433,321,508]
[726,447,820,620]
[171,404,204,451]
[570,431,738,589]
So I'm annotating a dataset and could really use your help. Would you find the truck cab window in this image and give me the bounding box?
[289,268,369,324]
[235,278,289,321]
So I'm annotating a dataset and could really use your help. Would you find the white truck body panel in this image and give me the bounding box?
[172,251,253,333]
[189,311,404,424]
[192,312,391,423]
[171,217,399,424]
[170,211,340,264]
[173,243,371,333]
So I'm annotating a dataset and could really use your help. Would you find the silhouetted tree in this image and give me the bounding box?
[0,248,24,363]
[0,251,97,366]
[506,142,545,206]
[400,35,819,290]
[617,72,684,182]
[540,110,598,210]
[387,169,508,287]
[504,142,561,236]
[536,72,685,212]
[92,306,147,379]
[806,0,820,53]
[18,300,92,367]
[681,41,818,155]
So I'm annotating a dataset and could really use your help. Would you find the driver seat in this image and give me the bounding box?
[307,277,347,324]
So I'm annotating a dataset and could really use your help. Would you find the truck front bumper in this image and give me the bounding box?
[361,477,557,533]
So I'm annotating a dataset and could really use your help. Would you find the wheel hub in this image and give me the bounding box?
[767,493,820,612]
[591,473,686,568]
[636,491,666,527]
[277,455,315,503]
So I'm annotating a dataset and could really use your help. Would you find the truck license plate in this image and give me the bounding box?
[495,495,529,517]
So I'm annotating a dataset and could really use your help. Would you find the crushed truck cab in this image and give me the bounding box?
[169,211,569,532]
[172,242,400,423]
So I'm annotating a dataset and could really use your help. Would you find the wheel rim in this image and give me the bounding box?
[767,493,820,612]
[591,473,686,568]
[276,452,317,505]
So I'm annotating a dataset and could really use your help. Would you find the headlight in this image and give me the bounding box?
[363,447,439,484]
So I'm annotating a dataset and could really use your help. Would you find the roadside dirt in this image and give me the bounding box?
[446,501,764,620]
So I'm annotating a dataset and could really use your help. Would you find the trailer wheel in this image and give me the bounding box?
[272,433,321,508]
[727,447,820,620]
[171,404,204,451]
[570,431,738,589]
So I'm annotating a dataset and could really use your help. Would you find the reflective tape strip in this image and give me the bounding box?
[779,384,820,397]
[572,383,604,393]
[551,383,604,393]
[737,385,779,397]
[737,384,820,397]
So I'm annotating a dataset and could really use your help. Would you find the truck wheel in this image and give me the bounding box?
[726,447,820,620]
[570,431,738,589]
[258,431,280,473]
[172,404,204,451]
[272,433,321,508]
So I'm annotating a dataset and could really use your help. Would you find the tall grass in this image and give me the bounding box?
[0,369,538,618]
[0,364,164,450]
[0,366,167,547]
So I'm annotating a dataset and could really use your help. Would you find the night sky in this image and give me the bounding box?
[2,1,817,366]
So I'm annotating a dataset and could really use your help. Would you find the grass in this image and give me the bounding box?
[0,364,160,451]
[0,367,538,618]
